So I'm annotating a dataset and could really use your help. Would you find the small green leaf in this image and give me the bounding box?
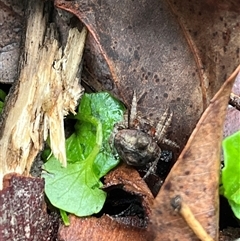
[43,157,106,216]
[0,89,6,102]
[74,92,125,178]
[66,133,86,163]
[0,102,4,114]
[222,130,240,219]
[229,199,240,220]
[0,89,6,114]
[43,92,125,217]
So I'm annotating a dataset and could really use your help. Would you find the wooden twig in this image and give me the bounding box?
[171,195,215,241]
[0,0,86,189]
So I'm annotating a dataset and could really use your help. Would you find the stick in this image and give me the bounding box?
[171,195,215,241]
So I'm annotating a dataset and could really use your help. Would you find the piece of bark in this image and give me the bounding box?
[103,164,154,228]
[0,173,59,241]
[0,0,86,189]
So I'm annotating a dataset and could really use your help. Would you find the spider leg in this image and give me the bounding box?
[109,113,128,153]
[129,91,137,128]
[162,138,179,148]
[143,155,160,180]
[155,108,172,142]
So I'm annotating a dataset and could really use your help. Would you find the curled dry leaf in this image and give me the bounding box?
[59,164,154,240]
[149,65,240,241]
[55,0,205,152]
[59,214,154,241]
[0,174,58,241]
[103,164,154,227]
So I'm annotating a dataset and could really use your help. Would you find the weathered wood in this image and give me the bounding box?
[0,174,59,240]
[0,0,86,188]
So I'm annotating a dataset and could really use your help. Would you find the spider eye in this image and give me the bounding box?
[136,135,149,148]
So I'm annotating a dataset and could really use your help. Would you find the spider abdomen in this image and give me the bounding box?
[114,129,161,166]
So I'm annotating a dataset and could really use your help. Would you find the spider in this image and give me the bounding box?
[113,92,179,179]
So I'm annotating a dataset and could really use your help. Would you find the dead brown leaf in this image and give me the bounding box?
[167,0,240,102]
[54,0,240,158]
[149,65,240,241]
[59,214,153,241]
[54,0,205,152]
[103,164,154,227]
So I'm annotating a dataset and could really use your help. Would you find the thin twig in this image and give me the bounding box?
[171,195,214,241]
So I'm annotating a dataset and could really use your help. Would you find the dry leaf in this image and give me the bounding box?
[55,0,205,152]
[59,214,153,241]
[167,0,240,102]
[103,164,154,227]
[149,65,240,241]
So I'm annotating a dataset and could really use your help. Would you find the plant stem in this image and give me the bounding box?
[78,115,103,166]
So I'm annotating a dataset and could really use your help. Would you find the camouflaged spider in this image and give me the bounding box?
[113,92,179,179]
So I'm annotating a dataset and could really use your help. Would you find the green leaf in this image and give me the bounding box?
[75,92,125,178]
[0,89,6,114]
[229,199,240,220]
[0,89,6,102]
[222,130,240,219]
[43,92,125,217]
[0,102,4,114]
[43,157,106,216]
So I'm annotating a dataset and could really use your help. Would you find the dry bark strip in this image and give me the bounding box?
[0,0,86,188]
